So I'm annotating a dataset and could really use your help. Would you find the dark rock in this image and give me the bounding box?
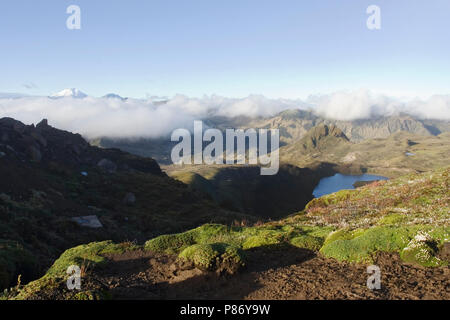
[0,117,163,175]
[36,119,48,129]
[13,122,26,134]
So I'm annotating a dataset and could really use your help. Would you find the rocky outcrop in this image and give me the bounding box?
[70,215,103,228]
[0,117,163,176]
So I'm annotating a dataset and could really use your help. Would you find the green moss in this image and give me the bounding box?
[321,226,410,263]
[323,228,364,246]
[145,232,196,254]
[193,224,230,243]
[144,224,230,254]
[12,275,59,300]
[320,226,449,265]
[179,243,245,272]
[179,244,219,270]
[400,231,448,267]
[242,235,282,250]
[300,226,335,239]
[46,241,138,277]
[400,241,445,267]
[146,223,333,253]
[10,241,137,300]
[378,213,406,225]
[290,235,324,251]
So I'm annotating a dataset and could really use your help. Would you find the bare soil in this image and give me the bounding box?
[86,246,450,300]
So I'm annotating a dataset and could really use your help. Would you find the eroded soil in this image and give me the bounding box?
[84,247,450,300]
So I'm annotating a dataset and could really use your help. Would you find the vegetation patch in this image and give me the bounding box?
[46,241,139,277]
[8,241,138,300]
[7,167,449,299]
[377,213,406,225]
[400,232,447,267]
[320,226,449,265]
[290,235,324,251]
[145,224,230,253]
[179,243,245,274]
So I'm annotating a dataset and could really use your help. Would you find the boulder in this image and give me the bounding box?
[71,215,103,228]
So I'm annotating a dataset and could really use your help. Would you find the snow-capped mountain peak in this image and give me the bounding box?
[50,88,87,99]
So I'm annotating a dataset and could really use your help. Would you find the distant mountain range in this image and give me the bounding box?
[1,90,449,161]
[94,109,450,165]
[2,88,155,102]
[236,109,449,143]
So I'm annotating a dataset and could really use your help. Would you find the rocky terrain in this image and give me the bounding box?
[0,118,250,291]
[5,167,449,300]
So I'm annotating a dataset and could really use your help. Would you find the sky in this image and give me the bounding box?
[1,0,449,99]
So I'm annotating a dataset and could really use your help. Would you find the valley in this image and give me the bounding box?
[6,166,449,300]
[2,0,449,306]
[1,114,449,300]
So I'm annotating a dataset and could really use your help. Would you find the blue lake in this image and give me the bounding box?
[313,173,388,198]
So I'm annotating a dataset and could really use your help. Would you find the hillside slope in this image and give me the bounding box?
[9,167,449,300]
[0,118,248,290]
[281,125,450,178]
[166,163,336,218]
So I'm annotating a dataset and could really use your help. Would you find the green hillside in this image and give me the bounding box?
[7,166,449,300]
[281,126,450,178]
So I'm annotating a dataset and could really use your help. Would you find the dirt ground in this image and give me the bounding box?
[84,246,450,300]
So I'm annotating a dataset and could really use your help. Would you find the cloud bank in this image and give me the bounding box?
[0,90,449,139]
[310,90,450,121]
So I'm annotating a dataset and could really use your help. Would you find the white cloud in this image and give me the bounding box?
[0,90,448,139]
[307,89,405,121]
[308,90,450,121]
[0,96,196,139]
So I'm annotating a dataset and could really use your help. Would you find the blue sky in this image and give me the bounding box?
[1,0,449,99]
